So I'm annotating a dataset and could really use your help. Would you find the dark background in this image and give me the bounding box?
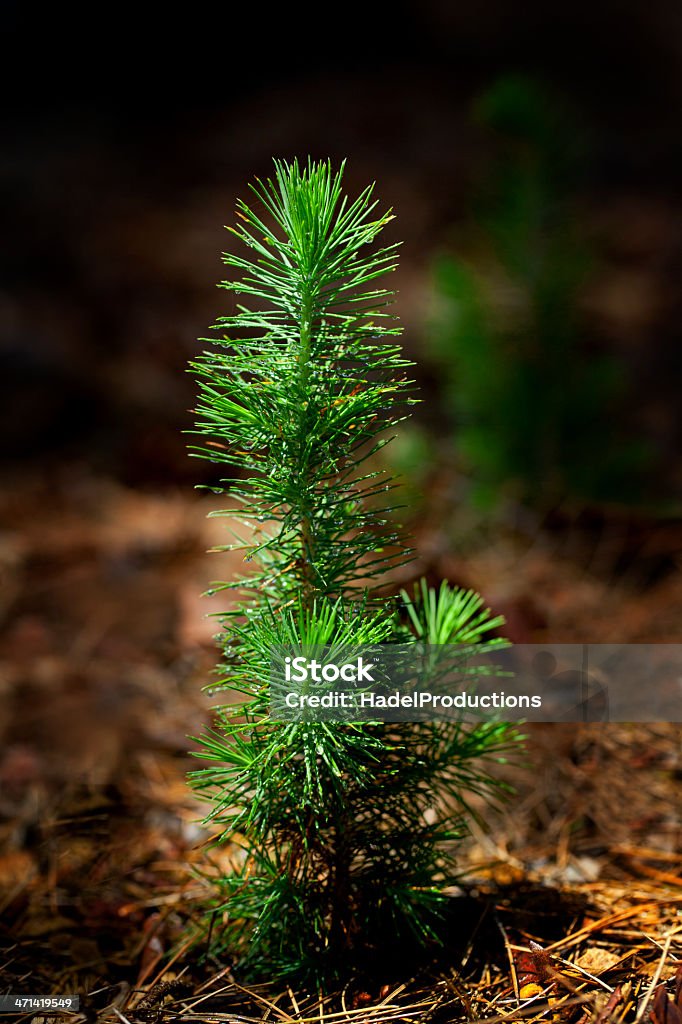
[2,0,681,486]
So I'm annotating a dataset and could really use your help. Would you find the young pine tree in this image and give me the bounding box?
[189,159,516,984]
[428,76,651,509]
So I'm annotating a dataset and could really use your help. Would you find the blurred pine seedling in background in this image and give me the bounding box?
[427,76,653,512]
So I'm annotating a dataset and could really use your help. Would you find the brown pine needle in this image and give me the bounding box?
[634,934,673,1024]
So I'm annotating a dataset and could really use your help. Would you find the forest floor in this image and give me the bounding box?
[1,468,681,1022]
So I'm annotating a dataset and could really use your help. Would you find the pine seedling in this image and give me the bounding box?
[428,76,652,509]
[189,159,517,985]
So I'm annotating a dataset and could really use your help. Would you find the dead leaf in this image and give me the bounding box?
[577,948,622,975]
[651,967,682,1024]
